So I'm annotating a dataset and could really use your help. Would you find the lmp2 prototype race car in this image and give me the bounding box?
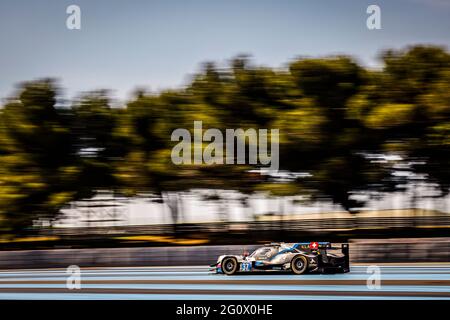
[210,242,350,275]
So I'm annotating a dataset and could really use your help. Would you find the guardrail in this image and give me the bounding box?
[41,211,450,236]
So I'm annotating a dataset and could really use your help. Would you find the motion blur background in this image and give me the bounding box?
[0,0,449,267]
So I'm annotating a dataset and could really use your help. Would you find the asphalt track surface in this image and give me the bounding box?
[0,264,449,300]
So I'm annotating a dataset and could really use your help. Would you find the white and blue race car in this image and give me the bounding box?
[210,242,350,275]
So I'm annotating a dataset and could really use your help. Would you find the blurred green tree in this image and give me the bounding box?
[1,45,449,235]
[0,80,78,234]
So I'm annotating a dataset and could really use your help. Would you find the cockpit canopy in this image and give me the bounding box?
[249,243,301,260]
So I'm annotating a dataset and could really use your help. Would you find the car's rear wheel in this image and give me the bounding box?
[291,255,308,275]
[221,257,238,275]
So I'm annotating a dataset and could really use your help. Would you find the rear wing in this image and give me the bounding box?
[294,242,332,250]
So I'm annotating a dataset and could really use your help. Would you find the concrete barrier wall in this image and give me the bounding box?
[350,238,450,263]
[0,245,259,269]
[0,238,449,269]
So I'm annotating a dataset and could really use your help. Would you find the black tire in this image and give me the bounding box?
[291,255,308,275]
[221,257,238,275]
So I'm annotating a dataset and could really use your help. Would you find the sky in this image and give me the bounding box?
[0,0,449,103]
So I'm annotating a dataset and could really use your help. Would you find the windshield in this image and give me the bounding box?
[249,247,278,260]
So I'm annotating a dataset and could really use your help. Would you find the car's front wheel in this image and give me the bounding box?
[221,257,238,275]
[291,255,308,275]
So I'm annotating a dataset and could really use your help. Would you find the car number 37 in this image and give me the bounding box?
[240,262,252,271]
